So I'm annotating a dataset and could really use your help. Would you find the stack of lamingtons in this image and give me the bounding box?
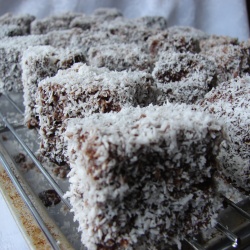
[0,8,249,250]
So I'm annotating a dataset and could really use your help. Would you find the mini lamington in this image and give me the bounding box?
[69,14,98,31]
[65,103,224,250]
[0,35,49,91]
[147,26,207,58]
[0,13,35,35]
[30,12,81,34]
[199,35,239,51]
[21,45,85,128]
[92,8,123,21]
[44,28,83,48]
[0,28,83,92]
[135,16,168,30]
[88,43,153,73]
[0,24,27,38]
[69,8,123,31]
[201,44,250,83]
[197,76,250,192]
[94,17,158,45]
[70,16,163,53]
[152,51,217,104]
[36,63,157,164]
[69,29,122,55]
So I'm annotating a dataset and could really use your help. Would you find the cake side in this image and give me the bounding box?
[197,75,250,192]
[0,35,50,91]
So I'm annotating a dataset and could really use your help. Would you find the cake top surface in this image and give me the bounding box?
[38,63,153,90]
[66,102,223,154]
[22,45,84,64]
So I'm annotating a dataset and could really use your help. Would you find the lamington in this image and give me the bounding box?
[44,28,83,48]
[197,75,250,193]
[21,45,85,128]
[93,16,159,45]
[199,35,239,51]
[87,43,153,73]
[147,26,207,58]
[0,24,27,39]
[30,12,81,34]
[69,14,167,54]
[69,14,99,31]
[36,63,157,164]
[0,35,49,91]
[0,28,82,92]
[69,29,123,55]
[0,13,35,35]
[152,50,217,104]
[69,8,123,31]
[200,44,250,83]
[65,103,224,250]
[92,7,123,21]
[135,16,168,30]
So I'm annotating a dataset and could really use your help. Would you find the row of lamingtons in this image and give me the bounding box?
[0,9,249,250]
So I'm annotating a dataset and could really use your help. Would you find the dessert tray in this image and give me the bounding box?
[0,91,250,250]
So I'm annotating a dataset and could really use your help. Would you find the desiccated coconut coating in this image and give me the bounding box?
[147,26,206,58]
[199,35,239,51]
[65,103,224,250]
[0,28,83,92]
[88,43,153,73]
[44,28,83,48]
[69,14,99,31]
[201,44,250,84]
[0,35,49,92]
[152,51,217,104]
[167,26,208,40]
[31,8,123,35]
[0,13,35,35]
[0,24,26,39]
[93,17,159,45]
[36,63,157,164]
[21,45,85,128]
[30,12,81,34]
[69,29,123,55]
[92,8,123,21]
[197,75,250,192]
[66,15,166,60]
[69,8,124,32]
[135,16,168,30]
